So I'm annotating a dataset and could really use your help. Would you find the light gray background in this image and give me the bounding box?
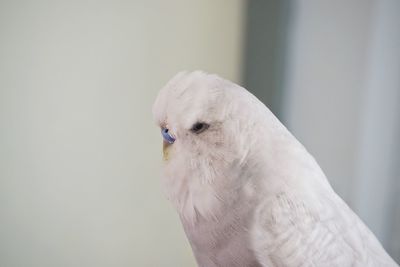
[282,0,400,261]
[243,0,399,262]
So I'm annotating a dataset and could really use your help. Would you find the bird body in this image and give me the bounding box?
[152,71,398,267]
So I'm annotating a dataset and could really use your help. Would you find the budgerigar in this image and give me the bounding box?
[152,71,398,267]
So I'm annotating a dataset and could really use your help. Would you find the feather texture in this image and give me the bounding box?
[152,71,398,267]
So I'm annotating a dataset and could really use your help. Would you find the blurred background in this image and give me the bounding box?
[0,0,399,266]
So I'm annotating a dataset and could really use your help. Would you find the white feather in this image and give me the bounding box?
[152,71,398,267]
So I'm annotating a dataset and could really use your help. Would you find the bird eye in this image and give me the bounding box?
[190,122,209,134]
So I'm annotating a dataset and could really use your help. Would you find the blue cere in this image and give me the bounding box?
[161,128,175,144]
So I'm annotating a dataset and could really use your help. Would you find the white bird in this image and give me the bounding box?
[152,71,398,267]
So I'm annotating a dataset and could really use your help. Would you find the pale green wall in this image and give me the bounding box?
[0,1,245,266]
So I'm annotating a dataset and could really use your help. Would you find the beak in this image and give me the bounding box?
[162,133,174,161]
[161,127,175,161]
[163,140,171,149]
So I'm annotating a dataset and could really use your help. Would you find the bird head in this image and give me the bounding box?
[152,71,272,221]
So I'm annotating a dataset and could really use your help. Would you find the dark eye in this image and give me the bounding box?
[190,122,209,134]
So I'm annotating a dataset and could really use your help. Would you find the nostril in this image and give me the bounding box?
[161,127,175,144]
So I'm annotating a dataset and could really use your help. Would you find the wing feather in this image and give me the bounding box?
[251,191,398,267]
